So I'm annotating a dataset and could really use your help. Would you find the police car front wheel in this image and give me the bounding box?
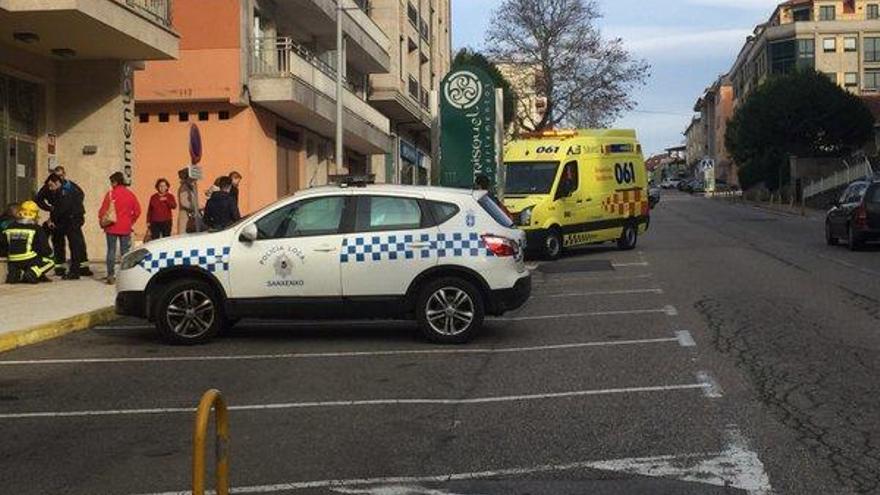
[155,279,222,345]
[417,277,485,344]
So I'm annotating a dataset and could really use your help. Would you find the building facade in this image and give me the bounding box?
[693,76,736,184]
[684,116,706,168]
[134,0,395,228]
[369,0,452,186]
[1,0,178,256]
[730,0,880,104]
[496,62,547,138]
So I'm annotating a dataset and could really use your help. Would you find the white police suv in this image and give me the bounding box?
[116,184,531,344]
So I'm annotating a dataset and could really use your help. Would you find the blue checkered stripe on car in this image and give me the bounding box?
[341,233,493,263]
[139,247,232,274]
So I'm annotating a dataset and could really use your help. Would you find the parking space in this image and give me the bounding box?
[0,245,773,494]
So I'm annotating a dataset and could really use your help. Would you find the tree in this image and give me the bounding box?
[452,48,516,129]
[725,70,875,190]
[485,0,649,130]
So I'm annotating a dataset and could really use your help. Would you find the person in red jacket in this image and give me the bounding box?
[98,172,141,284]
[147,178,177,240]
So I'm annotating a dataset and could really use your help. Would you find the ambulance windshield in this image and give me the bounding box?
[504,161,559,195]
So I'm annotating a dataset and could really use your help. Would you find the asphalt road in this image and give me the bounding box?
[1,192,879,494]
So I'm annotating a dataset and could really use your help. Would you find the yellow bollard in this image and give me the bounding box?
[193,389,229,495]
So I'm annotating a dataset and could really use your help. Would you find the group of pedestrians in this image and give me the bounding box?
[1,165,244,285]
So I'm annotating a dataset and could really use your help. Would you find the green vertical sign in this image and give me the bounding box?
[439,66,497,188]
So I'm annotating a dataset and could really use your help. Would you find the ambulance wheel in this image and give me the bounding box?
[416,277,485,344]
[617,223,638,251]
[155,279,221,345]
[544,228,563,260]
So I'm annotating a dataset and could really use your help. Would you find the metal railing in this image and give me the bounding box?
[122,0,173,27]
[251,37,356,94]
[803,157,874,199]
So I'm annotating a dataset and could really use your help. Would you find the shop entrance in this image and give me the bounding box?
[0,74,40,207]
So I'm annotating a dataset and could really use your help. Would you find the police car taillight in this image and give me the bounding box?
[482,235,519,257]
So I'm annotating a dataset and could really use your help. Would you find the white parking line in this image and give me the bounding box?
[612,262,649,267]
[533,273,653,285]
[534,288,663,299]
[696,371,724,399]
[675,331,696,347]
[134,425,772,495]
[496,305,678,322]
[0,382,709,420]
[0,336,681,366]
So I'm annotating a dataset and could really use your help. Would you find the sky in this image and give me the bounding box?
[451,0,783,155]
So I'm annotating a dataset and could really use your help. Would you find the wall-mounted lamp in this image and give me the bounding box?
[82,145,98,155]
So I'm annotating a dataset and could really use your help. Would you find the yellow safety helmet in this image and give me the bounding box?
[18,200,39,220]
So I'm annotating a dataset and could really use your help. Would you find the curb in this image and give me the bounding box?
[0,307,117,354]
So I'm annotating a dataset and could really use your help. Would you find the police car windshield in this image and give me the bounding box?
[504,162,559,195]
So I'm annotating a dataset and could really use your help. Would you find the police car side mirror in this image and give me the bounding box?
[239,223,258,244]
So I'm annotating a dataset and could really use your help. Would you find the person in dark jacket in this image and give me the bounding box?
[44,173,90,279]
[203,176,240,230]
[36,167,91,277]
[0,201,54,284]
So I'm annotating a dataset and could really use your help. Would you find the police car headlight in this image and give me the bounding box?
[121,248,150,271]
[519,206,535,226]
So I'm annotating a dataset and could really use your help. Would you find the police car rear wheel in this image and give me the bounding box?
[544,229,562,260]
[617,224,638,251]
[417,277,485,344]
[156,279,221,345]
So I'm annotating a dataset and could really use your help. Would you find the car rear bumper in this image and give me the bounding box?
[488,274,532,315]
[116,291,147,318]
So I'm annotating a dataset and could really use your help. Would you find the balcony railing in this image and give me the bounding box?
[251,37,356,95]
[122,0,173,27]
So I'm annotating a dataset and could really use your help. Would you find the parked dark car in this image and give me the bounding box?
[825,179,880,250]
[648,182,661,208]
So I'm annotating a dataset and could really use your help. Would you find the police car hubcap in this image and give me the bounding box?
[167,289,215,337]
[426,287,474,336]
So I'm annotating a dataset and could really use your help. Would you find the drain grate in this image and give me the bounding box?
[538,259,615,273]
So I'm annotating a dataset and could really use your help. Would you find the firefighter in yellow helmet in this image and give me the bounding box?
[0,200,55,284]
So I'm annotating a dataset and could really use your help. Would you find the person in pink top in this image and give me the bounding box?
[98,172,141,284]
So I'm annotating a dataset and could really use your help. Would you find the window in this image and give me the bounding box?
[355,196,423,232]
[158,113,169,123]
[138,113,149,123]
[426,201,460,227]
[770,39,814,74]
[560,161,579,194]
[823,38,836,52]
[792,7,812,21]
[198,111,209,121]
[844,0,855,14]
[504,162,560,195]
[219,111,230,120]
[865,69,880,89]
[869,4,880,19]
[845,72,859,86]
[407,2,418,27]
[847,183,868,203]
[824,72,838,83]
[478,195,514,228]
[865,38,880,62]
[819,5,836,20]
[844,37,857,52]
[178,111,189,122]
[256,197,346,239]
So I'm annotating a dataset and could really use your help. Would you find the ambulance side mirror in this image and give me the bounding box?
[239,223,258,244]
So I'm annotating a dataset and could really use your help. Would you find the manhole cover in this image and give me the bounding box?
[538,259,615,273]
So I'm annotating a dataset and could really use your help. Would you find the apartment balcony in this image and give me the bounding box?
[369,76,432,132]
[272,0,391,74]
[249,37,392,155]
[0,0,178,60]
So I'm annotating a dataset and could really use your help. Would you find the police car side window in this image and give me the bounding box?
[427,201,460,227]
[256,197,345,239]
[355,196,423,233]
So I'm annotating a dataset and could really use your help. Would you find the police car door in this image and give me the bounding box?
[228,195,350,299]
[341,194,439,297]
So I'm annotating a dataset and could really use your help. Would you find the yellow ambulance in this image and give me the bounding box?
[502,129,650,259]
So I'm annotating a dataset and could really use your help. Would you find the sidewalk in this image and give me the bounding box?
[0,262,119,353]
